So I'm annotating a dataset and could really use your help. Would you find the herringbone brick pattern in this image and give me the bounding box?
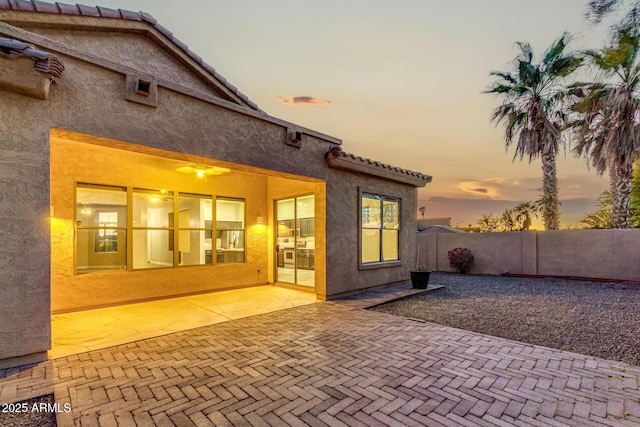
[1,288,639,426]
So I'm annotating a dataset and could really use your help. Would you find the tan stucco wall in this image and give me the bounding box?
[0,18,424,366]
[27,28,216,97]
[324,169,418,298]
[0,90,51,366]
[419,229,640,281]
[51,137,278,312]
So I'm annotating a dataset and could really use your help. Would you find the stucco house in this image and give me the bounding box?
[0,1,431,369]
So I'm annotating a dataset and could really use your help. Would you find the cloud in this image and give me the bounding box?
[277,96,332,105]
[457,177,527,199]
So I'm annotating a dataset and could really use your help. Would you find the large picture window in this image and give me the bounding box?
[76,183,245,273]
[361,192,400,265]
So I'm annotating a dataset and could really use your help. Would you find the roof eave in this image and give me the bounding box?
[326,150,432,187]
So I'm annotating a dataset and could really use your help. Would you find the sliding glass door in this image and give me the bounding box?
[275,195,315,287]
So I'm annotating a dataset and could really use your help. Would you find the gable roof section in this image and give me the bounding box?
[326,146,432,187]
[0,0,261,111]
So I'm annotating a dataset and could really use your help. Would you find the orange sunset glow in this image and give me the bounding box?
[85,0,617,227]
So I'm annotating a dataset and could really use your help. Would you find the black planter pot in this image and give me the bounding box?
[410,270,431,289]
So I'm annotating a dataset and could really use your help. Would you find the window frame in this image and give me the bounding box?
[132,188,176,270]
[358,188,402,270]
[177,192,215,267]
[75,183,128,274]
[216,197,246,264]
[75,182,247,274]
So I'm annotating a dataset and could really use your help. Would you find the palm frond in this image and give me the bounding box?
[515,42,533,63]
[586,0,620,24]
[488,71,517,84]
[549,56,584,77]
[543,34,568,64]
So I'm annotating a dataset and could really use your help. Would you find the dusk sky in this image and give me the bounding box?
[88,0,618,228]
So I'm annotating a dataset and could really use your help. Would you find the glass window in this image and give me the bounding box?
[178,193,213,266]
[216,198,245,263]
[76,184,127,273]
[75,184,246,272]
[132,189,174,269]
[361,192,400,264]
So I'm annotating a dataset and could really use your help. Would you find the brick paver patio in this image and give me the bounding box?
[1,284,639,426]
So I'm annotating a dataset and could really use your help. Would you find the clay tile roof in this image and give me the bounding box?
[117,8,139,21]
[10,0,35,11]
[55,2,80,15]
[95,6,120,19]
[325,146,432,187]
[0,0,261,112]
[32,1,59,13]
[0,36,65,77]
[77,4,99,16]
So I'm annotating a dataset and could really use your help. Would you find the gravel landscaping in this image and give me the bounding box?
[371,272,640,366]
[0,394,56,427]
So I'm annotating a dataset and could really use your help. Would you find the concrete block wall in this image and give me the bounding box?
[418,229,640,282]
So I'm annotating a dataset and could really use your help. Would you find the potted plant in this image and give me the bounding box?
[447,247,474,274]
[410,245,431,289]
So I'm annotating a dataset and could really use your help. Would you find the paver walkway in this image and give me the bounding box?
[1,284,639,426]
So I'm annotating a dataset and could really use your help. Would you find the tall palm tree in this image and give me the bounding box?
[632,160,640,226]
[486,34,583,230]
[570,30,640,228]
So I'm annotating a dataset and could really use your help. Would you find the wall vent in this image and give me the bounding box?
[136,79,151,96]
[286,129,302,148]
[125,74,157,107]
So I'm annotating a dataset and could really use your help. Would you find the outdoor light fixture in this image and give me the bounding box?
[176,164,231,177]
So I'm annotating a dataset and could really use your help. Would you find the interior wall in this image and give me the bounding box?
[51,136,273,312]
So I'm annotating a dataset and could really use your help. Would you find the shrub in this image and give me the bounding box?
[448,247,474,274]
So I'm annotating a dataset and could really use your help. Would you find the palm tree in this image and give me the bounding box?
[498,209,518,231]
[586,0,640,32]
[578,190,613,228]
[486,34,583,230]
[418,206,426,219]
[570,30,640,228]
[513,201,541,230]
[632,160,640,226]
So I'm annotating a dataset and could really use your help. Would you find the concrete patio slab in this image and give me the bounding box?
[0,282,638,426]
[50,285,318,358]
